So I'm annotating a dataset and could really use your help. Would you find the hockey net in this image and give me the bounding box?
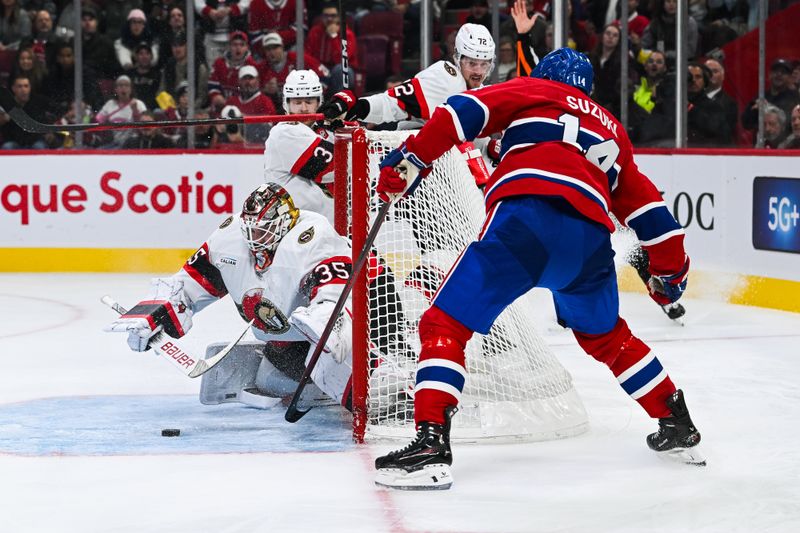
[334,127,588,443]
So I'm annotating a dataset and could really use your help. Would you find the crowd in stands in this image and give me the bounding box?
[1,0,799,150]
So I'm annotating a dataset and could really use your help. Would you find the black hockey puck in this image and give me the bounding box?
[161,429,181,437]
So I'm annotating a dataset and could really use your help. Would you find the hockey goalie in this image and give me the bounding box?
[105,183,411,411]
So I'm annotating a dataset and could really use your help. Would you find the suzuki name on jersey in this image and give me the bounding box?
[565,96,618,137]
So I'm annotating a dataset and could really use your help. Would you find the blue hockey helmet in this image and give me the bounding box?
[531,47,594,96]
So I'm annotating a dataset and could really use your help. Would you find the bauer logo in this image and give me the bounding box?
[752,177,800,254]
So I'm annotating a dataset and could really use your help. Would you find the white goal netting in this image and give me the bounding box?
[340,128,588,442]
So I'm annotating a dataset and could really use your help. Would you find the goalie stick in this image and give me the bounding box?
[0,87,321,134]
[101,295,253,378]
[285,200,393,423]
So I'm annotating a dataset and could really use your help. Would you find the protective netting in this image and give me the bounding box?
[343,129,588,442]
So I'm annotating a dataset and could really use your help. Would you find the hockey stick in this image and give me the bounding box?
[285,200,393,423]
[339,0,350,90]
[101,295,253,378]
[0,87,321,134]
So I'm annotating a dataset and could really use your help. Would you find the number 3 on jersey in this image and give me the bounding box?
[557,113,620,174]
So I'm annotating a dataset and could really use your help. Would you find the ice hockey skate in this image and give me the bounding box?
[374,406,457,490]
[647,390,706,466]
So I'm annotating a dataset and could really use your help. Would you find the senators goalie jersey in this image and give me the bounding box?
[170,210,352,344]
[263,122,336,225]
[404,76,686,276]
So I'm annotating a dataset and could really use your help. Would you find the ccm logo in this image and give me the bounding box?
[159,341,196,368]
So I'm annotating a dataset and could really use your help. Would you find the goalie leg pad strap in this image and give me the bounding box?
[574,318,675,418]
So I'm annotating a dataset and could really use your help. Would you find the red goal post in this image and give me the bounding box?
[334,127,589,444]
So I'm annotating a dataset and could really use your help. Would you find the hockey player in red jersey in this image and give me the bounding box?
[105,184,408,412]
[262,69,337,224]
[373,48,704,491]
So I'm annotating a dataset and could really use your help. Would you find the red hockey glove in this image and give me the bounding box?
[319,90,356,120]
[487,138,502,165]
[647,256,690,306]
[377,139,431,202]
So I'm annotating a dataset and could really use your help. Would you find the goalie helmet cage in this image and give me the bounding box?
[334,127,589,444]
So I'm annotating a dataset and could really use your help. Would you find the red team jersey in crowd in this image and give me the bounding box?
[248,0,306,47]
[258,51,327,89]
[225,91,277,115]
[304,25,359,70]
[208,55,260,99]
[404,76,685,276]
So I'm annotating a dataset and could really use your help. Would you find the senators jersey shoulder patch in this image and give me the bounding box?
[298,227,315,244]
[444,62,458,77]
[219,216,233,229]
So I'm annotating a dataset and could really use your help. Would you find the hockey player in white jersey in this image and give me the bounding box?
[263,70,337,225]
[321,23,495,126]
[105,184,408,411]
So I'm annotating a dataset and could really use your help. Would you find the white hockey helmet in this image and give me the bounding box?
[240,183,300,257]
[282,69,324,112]
[454,23,495,77]
[220,104,243,119]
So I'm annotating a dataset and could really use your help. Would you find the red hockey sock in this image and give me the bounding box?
[574,318,675,419]
[414,306,473,425]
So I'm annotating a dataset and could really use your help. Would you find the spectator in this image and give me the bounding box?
[791,60,800,93]
[613,0,650,38]
[159,31,209,109]
[43,40,104,111]
[115,8,160,70]
[208,30,258,113]
[762,104,788,149]
[642,0,698,69]
[466,0,491,31]
[225,64,274,143]
[777,105,800,149]
[503,0,549,73]
[257,32,326,110]
[249,0,304,51]
[122,111,175,148]
[629,50,676,146]
[81,5,121,79]
[189,109,214,148]
[742,59,800,137]
[588,22,638,117]
[95,74,147,147]
[125,42,161,109]
[496,36,516,82]
[157,5,204,67]
[304,1,358,94]
[686,62,731,147]
[11,47,47,93]
[53,99,96,149]
[29,9,64,67]
[703,57,737,146]
[0,75,52,149]
[196,0,250,67]
[0,0,31,51]
[212,103,246,148]
[102,1,144,42]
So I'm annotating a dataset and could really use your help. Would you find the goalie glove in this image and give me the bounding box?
[647,256,690,306]
[377,137,431,203]
[289,301,352,364]
[104,279,194,352]
[318,90,356,120]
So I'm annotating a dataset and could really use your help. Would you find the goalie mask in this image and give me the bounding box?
[454,23,495,83]
[240,184,300,260]
[282,69,324,113]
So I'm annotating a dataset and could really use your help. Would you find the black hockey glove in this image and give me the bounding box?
[345,98,371,121]
[319,90,356,120]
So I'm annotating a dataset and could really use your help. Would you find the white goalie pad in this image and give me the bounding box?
[199,342,265,405]
[200,341,330,409]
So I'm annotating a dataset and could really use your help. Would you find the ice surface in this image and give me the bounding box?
[1,273,799,532]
